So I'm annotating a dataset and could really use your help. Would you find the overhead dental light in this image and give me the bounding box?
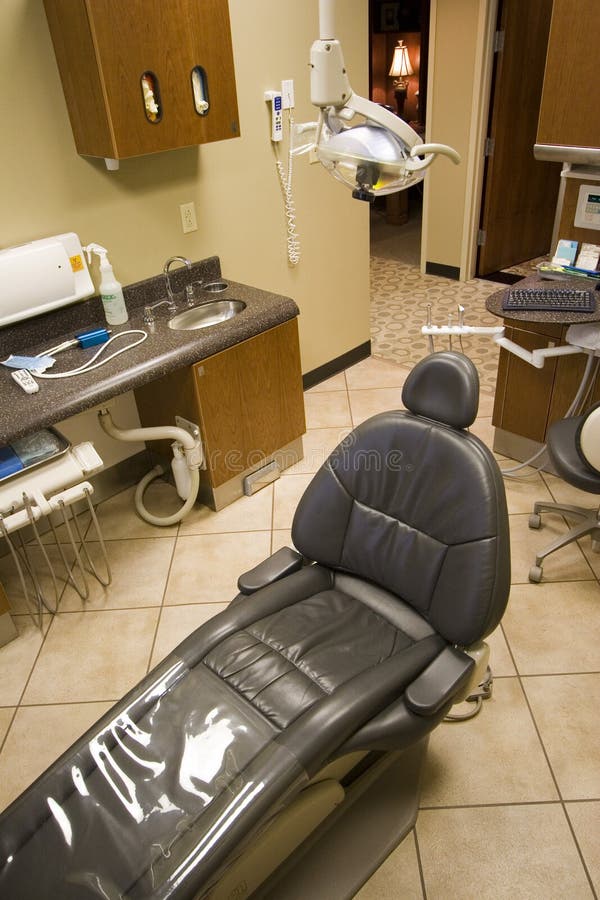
[306,0,460,201]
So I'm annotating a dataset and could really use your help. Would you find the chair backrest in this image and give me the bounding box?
[292,352,510,647]
[578,402,600,474]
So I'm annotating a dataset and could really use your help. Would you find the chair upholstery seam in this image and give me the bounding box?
[245,623,336,696]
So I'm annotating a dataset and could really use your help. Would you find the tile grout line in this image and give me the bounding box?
[145,522,181,676]
[511,665,598,897]
[412,826,428,900]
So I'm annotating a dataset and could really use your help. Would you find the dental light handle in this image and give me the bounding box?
[408,143,462,172]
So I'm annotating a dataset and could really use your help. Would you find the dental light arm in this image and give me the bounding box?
[308,0,460,200]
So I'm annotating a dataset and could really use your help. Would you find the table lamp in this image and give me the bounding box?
[388,40,414,118]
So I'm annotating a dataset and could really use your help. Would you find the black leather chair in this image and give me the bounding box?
[0,352,510,900]
[529,401,600,582]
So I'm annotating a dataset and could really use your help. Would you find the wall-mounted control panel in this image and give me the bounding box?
[574,184,600,230]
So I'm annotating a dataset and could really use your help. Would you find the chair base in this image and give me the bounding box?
[204,741,428,900]
[528,500,600,583]
[257,739,428,900]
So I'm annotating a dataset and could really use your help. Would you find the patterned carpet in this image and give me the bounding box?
[369,257,543,396]
[369,257,504,394]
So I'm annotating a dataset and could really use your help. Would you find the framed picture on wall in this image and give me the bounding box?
[371,1,421,33]
[380,2,400,32]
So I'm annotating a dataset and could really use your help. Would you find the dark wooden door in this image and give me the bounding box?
[477,0,562,275]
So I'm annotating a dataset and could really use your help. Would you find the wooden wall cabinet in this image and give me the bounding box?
[43,0,240,163]
[492,318,600,444]
[135,320,306,510]
[536,0,600,155]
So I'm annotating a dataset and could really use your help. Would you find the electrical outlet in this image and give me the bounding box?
[179,202,198,234]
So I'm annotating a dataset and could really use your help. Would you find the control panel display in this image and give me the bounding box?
[575,184,600,230]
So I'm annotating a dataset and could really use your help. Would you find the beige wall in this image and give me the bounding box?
[422,0,494,278]
[1,0,369,466]
[0,0,370,378]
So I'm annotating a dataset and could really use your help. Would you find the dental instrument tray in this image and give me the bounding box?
[0,428,70,482]
[503,287,596,313]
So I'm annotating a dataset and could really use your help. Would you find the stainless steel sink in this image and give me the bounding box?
[168,299,246,331]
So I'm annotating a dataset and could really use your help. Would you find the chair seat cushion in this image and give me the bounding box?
[204,588,421,730]
[547,415,600,494]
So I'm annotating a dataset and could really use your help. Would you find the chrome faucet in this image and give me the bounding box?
[143,299,176,325]
[163,256,192,307]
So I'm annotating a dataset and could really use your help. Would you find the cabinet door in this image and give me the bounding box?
[537,0,600,151]
[492,321,561,442]
[45,0,240,159]
[194,320,306,487]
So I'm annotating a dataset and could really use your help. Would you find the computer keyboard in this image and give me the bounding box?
[503,287,596,313]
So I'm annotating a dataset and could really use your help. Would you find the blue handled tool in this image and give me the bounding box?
[44,327,112,355]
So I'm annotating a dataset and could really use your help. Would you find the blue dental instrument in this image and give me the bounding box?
[42,327,112,356]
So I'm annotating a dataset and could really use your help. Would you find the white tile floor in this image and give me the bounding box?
[0,354,599,898]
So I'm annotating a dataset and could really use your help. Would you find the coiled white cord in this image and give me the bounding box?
[35,330,148,379]
[275,110,301,266]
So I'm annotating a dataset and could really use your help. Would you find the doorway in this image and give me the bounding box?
[476,0,562,276]
[368,0,429,265]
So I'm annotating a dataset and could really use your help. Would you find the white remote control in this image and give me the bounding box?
[265,91,283,141]
[11,368,39,393]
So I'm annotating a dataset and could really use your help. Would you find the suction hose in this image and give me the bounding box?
[98,409,202,527]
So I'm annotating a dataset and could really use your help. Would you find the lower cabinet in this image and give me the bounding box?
[492,317,600,445]
[135,319,306,509]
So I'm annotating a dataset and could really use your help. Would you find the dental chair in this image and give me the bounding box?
[529,401,600,583]
[0,351,510,900]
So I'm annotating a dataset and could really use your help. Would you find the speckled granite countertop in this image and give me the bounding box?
[0,256,299,445]
[485,273,600,324]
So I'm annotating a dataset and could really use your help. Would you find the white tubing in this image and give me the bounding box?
[98,410,196,451]
[134,464,200,527]
[98,410,200,527]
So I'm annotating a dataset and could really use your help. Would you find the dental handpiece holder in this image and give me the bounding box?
[0,429,111,626]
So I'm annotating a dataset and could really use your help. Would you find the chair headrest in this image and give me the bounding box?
[401,351,479,428]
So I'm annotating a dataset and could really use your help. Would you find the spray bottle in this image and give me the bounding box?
[84,243,129,325]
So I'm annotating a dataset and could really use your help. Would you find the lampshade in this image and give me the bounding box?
[388,41,414,79]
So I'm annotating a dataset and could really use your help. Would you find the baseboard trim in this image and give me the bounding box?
[425,261,460,280]
[303,341,371,390]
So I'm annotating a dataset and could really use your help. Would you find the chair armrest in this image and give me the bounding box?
[237,547,304,595]
[404,646,474,715]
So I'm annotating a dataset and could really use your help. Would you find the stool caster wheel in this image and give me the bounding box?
[529,513,541,529]
[529,565,543,583]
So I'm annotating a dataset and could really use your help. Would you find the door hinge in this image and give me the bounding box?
[477,229,487,246]
[494,30,505,52]
[484,137,495,157]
